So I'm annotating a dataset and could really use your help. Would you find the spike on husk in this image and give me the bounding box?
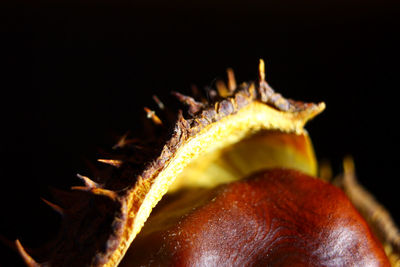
[41,198,64,216]
[259,58,266,81]
[97,159,123,168]
[113,132,130,149]
[143,107,162,125]
[227,68,236,92]
[171,91,205,115]
[215,80,229,97]
[90,188,118,200]
[75,173,99,189]
[152,95,165,110]
[15,240,40,267]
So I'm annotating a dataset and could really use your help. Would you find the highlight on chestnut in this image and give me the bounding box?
[12,60,400,266]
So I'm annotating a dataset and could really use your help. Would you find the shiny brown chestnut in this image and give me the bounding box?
[120,168,390,266]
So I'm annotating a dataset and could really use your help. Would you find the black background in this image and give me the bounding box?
[1,1,399,266]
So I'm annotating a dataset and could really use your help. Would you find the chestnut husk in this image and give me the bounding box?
[14,60,399,267]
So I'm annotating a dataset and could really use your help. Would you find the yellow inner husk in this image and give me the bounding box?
[168,130,317,191]
[109,100,325,267]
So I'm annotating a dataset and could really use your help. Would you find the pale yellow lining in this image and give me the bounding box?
[108,100,325,266]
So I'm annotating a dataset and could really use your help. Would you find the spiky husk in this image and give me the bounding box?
[16,61,399,267]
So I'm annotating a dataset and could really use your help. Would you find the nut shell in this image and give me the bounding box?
[121,169,390,266]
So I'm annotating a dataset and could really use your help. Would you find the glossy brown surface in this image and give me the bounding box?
[121,169,390,267]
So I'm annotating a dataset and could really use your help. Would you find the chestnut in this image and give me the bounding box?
[120,169,390,266]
